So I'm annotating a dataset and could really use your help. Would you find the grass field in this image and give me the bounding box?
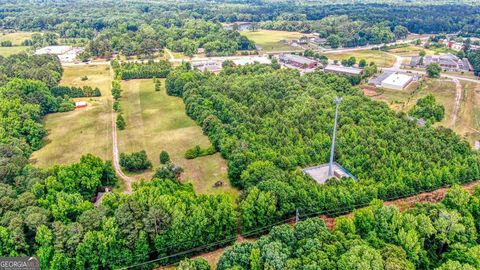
[0,46,30,56]
[455,81,480,145]
[0,31,36,45]
[31,64,113,167]
[325,50,396,67]
[368,78,457,127]
[387,45,428,57]
[117,79,239,199]
[241,30,312,52]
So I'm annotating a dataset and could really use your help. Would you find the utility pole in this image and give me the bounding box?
[295,209,299,224]
[328,97,341,177]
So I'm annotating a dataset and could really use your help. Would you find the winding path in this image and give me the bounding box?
[111,108,136,193]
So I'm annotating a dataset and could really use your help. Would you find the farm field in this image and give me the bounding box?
[325,49,396,67]
[0,31,36,45]
[367,78,457,127]
[31,64,113,167]
[241,29,312,52]
[117,79,239,199]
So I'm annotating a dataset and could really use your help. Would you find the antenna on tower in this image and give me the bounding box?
[328,96,341,177]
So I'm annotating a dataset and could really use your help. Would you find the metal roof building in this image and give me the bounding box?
[324,64,363,76]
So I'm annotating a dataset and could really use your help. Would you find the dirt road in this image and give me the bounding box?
[451,78,463,128]
[111,109,136,193]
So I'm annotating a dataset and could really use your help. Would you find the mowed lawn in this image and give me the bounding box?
[31,65,113,167]
[326,50,396,67]
[118,79,239,199]
[241,30,312,52]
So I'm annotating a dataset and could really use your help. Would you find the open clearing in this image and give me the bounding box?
[454,81,480,145]
[326,49,396,67]
[117,79,239,199]
[367,78,457,127]
[0,31,36,45]
[241,30,312,52]
[0,46,30,56]
[31,65,113,167]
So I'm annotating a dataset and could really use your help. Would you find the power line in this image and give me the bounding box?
[114,181,472,269]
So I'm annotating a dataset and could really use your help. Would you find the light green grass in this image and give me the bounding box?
[388,45,428,57]
[369,78,457,127]
[0,46,30,56]
[326,50,396,67]
[241,30,312,52]
[118,79,239,199]
[31,64,113,167]
[456,81,480,146]
[0,31,36,46]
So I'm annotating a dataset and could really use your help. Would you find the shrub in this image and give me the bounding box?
[184,145,216,159]
[153,162,184,179]
[159,150,170,164]
[81,76,88,81]
[119,150,152,172]
[113,100,121,112]
[116,114,126,130]
[58,99,75,112]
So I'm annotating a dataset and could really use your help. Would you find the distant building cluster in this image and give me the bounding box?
[191,56,271,73]
[35,45,84,63]
[410,53,473,72]
[192,61,222,72]
[284,36,327,47]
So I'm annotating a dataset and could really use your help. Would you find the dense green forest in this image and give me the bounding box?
[216,185,480,270]
[1,0,480,57]
[167,64,480,233]
[260,16,406,48]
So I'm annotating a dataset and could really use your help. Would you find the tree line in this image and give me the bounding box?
[111,60,172,80]
[217,185,480,270]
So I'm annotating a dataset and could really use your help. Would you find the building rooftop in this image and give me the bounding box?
[381,73,413,87]
[369,71,394,86]
[232,56,271,66]
[302,162,356,184]
[35,45,73,55]
[324,64,363,75]
[280,54,317,65]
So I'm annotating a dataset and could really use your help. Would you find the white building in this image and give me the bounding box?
[232,56,271,66]
[380,73,413,90]
[35,45,84,63]
[324,64,363,76]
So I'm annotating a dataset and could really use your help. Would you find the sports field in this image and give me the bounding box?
[31,64,113,167]
[241,30,312,52]
[325,49,396,67]
[117,79,239,199]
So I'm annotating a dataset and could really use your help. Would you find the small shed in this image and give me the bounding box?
[75,101,87,108]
